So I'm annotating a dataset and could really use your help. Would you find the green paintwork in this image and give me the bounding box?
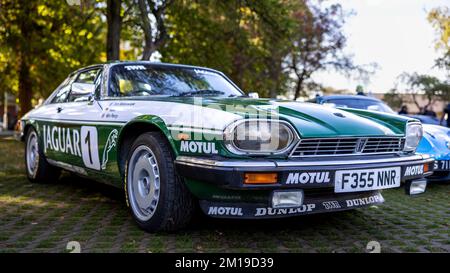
[21,92,418,203]
[120,96,409,137]
[119,115,178,155]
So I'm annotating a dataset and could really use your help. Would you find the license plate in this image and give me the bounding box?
[434,160,450,171]
[335,167,401,193]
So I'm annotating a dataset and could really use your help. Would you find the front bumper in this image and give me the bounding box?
[175,154,434,190]
[200,190,384,219]
[175,154,434,219]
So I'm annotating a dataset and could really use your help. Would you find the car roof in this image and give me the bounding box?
[318,95,381,102]
[72,61,224,75]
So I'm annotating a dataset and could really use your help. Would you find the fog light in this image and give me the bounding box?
[271,190,304,208]
[406,179,427,195]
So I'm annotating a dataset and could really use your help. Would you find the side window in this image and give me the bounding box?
[76,69,99,84]
[50,75,74,104]
[68,68,101,102]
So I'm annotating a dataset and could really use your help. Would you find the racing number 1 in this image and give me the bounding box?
[85,130,93,165]
[80,126,101,170]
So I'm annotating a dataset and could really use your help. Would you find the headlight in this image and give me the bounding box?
[404,122,423,152]
[224,119,297,155]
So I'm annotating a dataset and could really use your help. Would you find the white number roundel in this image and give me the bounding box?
[80,126,101,170]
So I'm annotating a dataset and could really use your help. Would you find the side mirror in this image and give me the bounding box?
[71,82,95,94]
[88,94,95,105]
[248,92,259,99]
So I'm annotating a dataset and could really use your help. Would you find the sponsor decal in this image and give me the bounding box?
[322,201,341,210]
[286,172,331,184]
[346,195,383,207]
[124,65,146,71]
[43,125,82,157]
[404,165,424,176]
[207,206,243,216]
[254,204,315,216]
[180,140,218,154]
[43,125,116,171]
[211,194,243,201]
[101,129,118,170]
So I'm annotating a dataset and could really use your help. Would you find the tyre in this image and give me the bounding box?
[25,127,61,183]
[124,131,195,232]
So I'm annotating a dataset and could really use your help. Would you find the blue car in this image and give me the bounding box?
[312,95,450,182]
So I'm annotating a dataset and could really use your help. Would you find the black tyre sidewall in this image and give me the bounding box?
[125,132,178,231]
[24,127,60,183]
[25,128,38,181]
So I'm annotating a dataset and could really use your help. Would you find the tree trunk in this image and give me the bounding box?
[138,0,154,60]
[293,78,303,101]
[411,93,422,112]
[18,54,32,118]
[106,0,122,60]
[268,67,280,98]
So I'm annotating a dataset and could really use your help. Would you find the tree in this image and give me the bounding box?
[106,0,122,60]
[117,0,172,60]
[137,0,171,60]
[0,0,104,116]
[428,7,449,73]
[383,89,404,110]
[398,72,450,111]
[161,0,298,97]
[287,2,375,100]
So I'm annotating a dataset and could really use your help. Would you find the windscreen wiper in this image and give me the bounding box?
[173,89,225,97]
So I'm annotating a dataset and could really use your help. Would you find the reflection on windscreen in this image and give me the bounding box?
[109,64,243,97]
[326,99,395,114]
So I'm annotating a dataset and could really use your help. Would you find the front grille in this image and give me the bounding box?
[289,137,405,157]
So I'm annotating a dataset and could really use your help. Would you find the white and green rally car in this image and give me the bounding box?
[19,62,434,232]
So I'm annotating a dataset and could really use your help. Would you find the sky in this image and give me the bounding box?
[313,0,449,94]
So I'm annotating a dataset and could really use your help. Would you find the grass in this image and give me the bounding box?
[0,137,449,253]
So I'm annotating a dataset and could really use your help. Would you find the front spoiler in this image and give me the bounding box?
[175,154,434,190]
[201,190,384,219]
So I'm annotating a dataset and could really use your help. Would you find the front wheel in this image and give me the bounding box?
[125,132,195,232]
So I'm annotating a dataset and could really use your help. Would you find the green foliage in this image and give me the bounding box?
[160,0,297,97]
[427,7,449,73]
[287,2,376,100]
[0,0,377,111]
[0,0,105,113]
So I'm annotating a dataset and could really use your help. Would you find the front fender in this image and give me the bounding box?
[118,115,178,155]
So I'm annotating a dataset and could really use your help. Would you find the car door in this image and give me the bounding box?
[30,74,75,163]
[52,67,123,179]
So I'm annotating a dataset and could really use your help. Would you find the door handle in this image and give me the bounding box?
[57,107,63,113]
